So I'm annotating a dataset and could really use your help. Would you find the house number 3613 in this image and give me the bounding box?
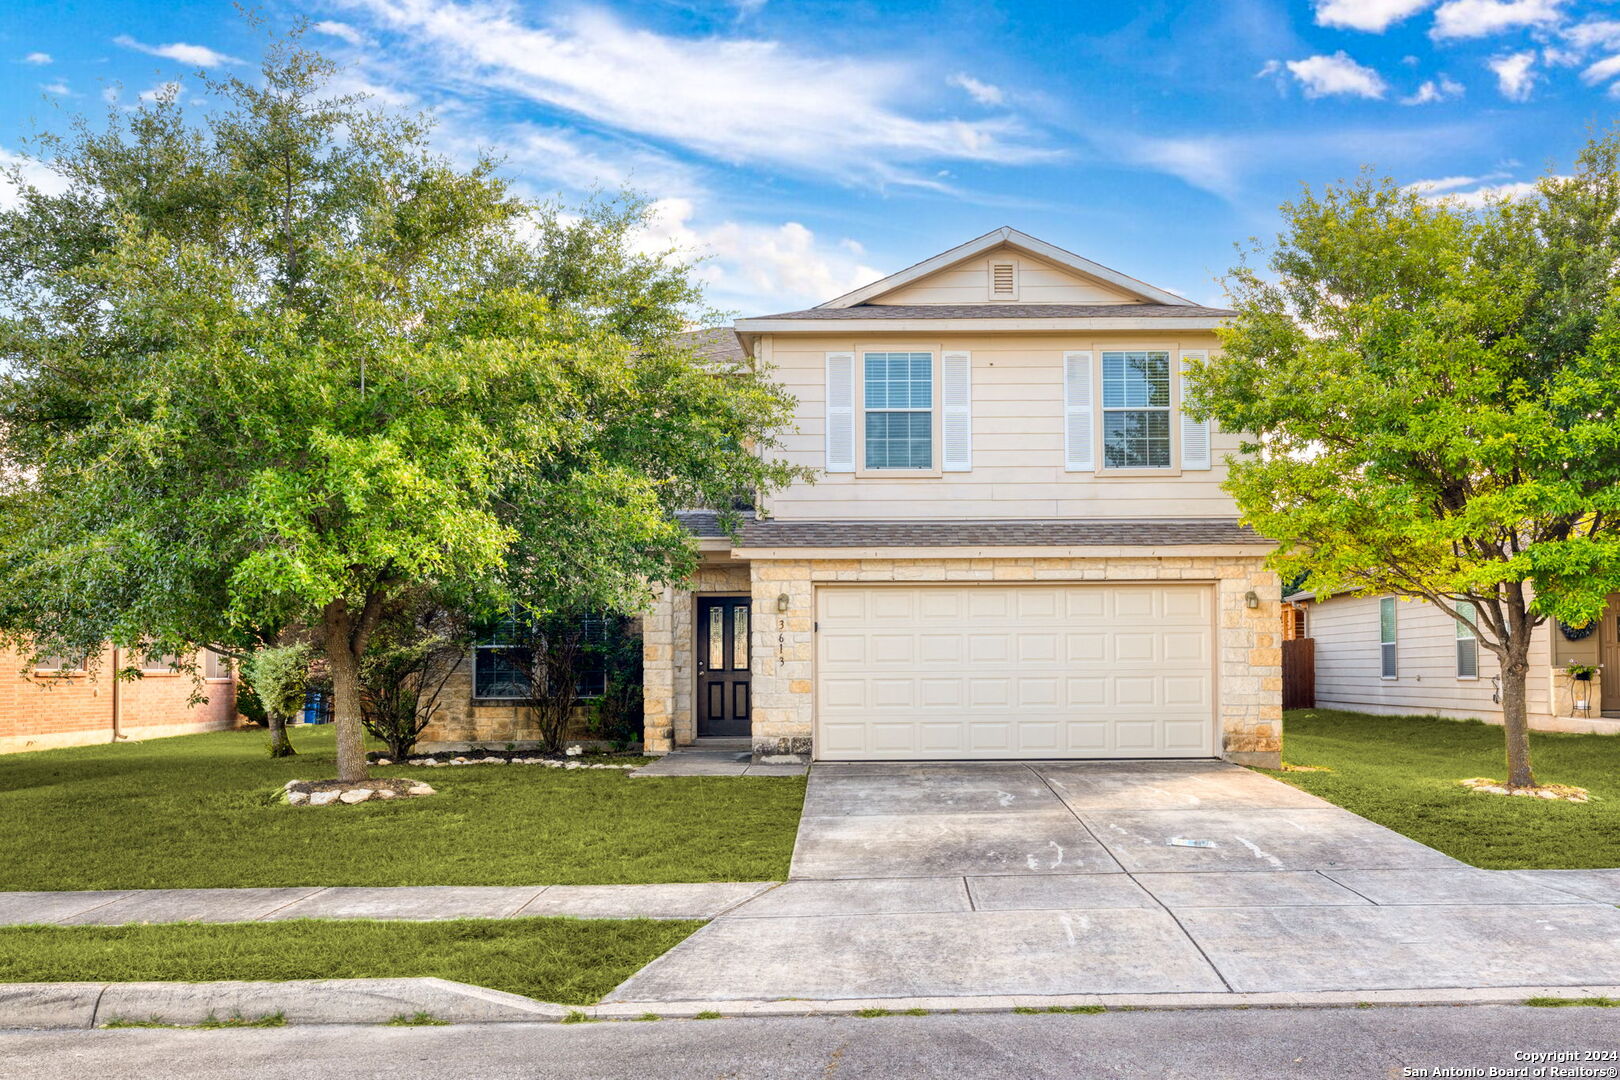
[777,618,787,664]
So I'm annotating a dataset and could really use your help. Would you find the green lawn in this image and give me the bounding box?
[1265,708,1620,870]
[0,917,701,1005]
[0,728,804,890]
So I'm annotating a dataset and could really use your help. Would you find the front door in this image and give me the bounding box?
[697,597,751,737]
[1602,594,1620,713]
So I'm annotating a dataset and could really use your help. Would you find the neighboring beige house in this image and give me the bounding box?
[643,228,1283,767]
[1294,590,1620,736]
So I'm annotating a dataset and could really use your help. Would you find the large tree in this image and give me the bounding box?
[0,31,802,782]
[1188,136,1620,789]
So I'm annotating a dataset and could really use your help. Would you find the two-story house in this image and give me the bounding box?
[642,228,1283,768]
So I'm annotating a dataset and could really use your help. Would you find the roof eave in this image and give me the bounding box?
[733,315,1230,334]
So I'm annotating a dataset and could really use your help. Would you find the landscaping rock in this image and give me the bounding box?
[286,777,435,807]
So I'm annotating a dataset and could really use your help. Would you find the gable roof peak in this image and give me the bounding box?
[816,227,1194,310]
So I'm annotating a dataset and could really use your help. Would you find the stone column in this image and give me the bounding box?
[642,584,676,753]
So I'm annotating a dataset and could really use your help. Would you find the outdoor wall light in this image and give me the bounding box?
[1245,590,1260,610]
[777,593,790,613]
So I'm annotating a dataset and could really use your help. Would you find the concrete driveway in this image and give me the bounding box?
[606,760,1620,1003]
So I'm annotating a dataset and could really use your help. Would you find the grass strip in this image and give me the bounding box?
[0,916,703,1005]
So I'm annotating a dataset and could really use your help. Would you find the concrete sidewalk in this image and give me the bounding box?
[605,761,1620,1003]
[0,882,777,926]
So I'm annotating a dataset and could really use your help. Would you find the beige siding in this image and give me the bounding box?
[876,247,1142,305]
[1308,594,1553,723]
[762,331,1244,520]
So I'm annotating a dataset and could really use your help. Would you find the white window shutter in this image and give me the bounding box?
[941,350,972,472]
[825,351,855,473]
[1063,350,1094,472]
[1179,350,1212,471]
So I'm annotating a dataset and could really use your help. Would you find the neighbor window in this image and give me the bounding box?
[474,617,528,700]
[863,351,933,470]
[204,650,231,680]
[1101,350,1172,469]
[1455,601,1478,679]
[1379,597,1397,679]
[35,654,86,673]
[141,652,180,673]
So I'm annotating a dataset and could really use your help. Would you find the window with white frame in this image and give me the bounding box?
[1454,601,1478,679]
[1101,350,1172,469]
[1379,597,1398,679]
[204,650,231,680]
[863,351,933,470]
[141,652,180,673]
[35,653,87,673]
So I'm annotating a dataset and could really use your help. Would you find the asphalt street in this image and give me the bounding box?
[2,1005,1616,1080]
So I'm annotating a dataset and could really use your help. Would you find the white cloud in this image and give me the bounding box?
[1431,0,1565,41]
[335,2,1053,186]
[1115,135,1242,200]
[22,52,52,65]
[112,34,243,68]
[1405,174,1491,192]
[438,120,702,198]
[1284,52,1389,98]
[1580,53,1620,85]
[39,80,72,96]
[1314,0,1436,32]
[313,20,367,46]
[1488,50,1538,100]
[0,147,69,212]
[948,73,1004,106]
[1401,74,1465,103]
[1560,18,1620,52]
[1414,177,1551,205]
[636,197,884,312]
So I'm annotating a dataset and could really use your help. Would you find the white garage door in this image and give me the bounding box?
[815,584,1214,760]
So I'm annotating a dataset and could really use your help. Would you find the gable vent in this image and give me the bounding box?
[990,260,1017,299]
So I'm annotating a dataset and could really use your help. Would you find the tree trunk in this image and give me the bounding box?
[1500,649,1536,789]
[267,710,296,757]
[323,600,370,784]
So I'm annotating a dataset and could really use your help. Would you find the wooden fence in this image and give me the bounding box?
[1282,637,1315,710]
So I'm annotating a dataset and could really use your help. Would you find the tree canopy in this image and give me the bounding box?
[1189,133,1620,788]
[0,32,804,781]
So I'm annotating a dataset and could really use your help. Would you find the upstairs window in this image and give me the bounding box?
[1379,597,1398,679]
[1455,601,1478,679]
[1101,351,1172,469]
[863,352,933,470]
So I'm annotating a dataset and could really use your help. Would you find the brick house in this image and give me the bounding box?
[0,646,240,754]
[643,228,1282,767]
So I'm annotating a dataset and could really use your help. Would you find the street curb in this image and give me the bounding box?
[0,979,568,1029]
[3,981,1620,1029]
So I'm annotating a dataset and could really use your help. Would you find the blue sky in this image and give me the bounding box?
[3,0,1618,312]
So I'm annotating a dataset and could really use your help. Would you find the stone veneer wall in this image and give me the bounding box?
[419,617,643,747]
[642,562,752,753]
[746,555,1283,767]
